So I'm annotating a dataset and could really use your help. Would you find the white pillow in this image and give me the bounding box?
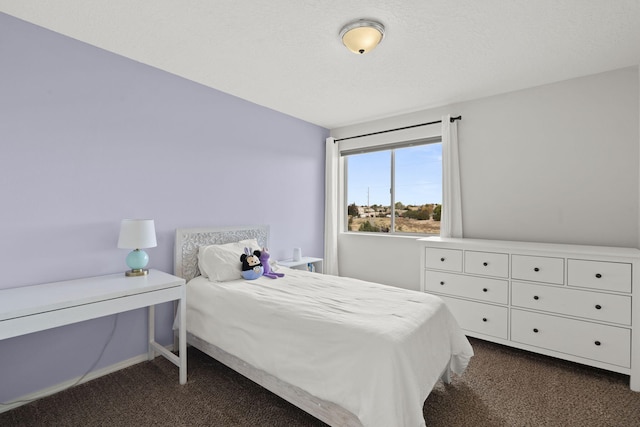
[198,239,262,282]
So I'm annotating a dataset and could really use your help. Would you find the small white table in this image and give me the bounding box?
[278,257,324,273]
[0,269,187,385]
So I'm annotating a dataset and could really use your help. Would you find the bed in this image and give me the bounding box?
[174,225,473,427]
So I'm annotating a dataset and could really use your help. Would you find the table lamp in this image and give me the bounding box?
[117,219,157,276]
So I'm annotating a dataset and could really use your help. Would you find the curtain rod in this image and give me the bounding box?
[334,115,461,143]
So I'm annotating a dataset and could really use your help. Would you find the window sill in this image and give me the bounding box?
[341,231,439,240]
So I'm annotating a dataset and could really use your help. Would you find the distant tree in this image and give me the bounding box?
[395,201,405,210]
[433,204,442,221]
[402,208,430,220]
[348,203,359,217]
[422,204,435,217]
[359,221,381,232]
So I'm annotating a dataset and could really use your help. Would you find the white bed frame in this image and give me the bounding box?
[174,225,362,427]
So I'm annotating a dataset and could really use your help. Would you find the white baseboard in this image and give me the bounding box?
[0,346,173,413]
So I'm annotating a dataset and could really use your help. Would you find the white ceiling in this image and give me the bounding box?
[1,1,639,129]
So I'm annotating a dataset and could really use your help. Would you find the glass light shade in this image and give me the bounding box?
[340,20,385,54]
[117,219,157,249]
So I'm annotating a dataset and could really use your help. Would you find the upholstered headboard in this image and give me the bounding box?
[174,225,269,283]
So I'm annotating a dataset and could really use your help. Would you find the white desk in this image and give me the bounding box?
[0,269,187,385]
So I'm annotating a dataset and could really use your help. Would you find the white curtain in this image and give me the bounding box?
[441,115,463,238]
[324,137,340,275]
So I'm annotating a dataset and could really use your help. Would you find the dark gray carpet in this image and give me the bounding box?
[1,338,639,426]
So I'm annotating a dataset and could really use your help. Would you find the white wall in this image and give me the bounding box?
[332,67,640,289]
[338,234,423,290]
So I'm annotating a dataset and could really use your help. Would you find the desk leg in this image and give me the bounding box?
[179,290,187,384]
[148,304,155,361]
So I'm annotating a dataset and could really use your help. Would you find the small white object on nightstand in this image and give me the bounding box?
[278,257,323,274]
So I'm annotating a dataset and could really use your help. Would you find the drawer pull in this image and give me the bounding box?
[595,304,602,310]
[440,257,445,262]
[440,281,445,285]
[482,288,488,292]
[533,328,539,333]
[483,262,488,267]
[595,273,602,279]
[533,295,539,300]
[594,341,601,346]
[534,267,540,272]
[482,318,488,322]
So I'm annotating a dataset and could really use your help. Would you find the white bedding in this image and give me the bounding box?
[186,268,473,427]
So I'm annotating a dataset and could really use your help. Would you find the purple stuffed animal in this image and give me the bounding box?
[258,247,284,279]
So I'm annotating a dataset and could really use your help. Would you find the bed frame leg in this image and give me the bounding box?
[440,368,452,384]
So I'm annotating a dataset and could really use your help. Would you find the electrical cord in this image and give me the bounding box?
[0,313,119,406]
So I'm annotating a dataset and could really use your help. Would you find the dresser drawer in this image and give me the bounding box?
[439,296,508,339]
[425,271,508,304]
[425,248,462,272]
[567,259,631,293]
[511,309,630,368]
[511,282,631,325]
[464,251,508,278]
[512,255,564,285]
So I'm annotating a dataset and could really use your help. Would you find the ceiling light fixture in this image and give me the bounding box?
[339,19,385,55]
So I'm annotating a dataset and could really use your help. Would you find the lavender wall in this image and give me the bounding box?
[0,13,328,402]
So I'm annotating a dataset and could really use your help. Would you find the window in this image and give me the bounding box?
[344,139,442,234]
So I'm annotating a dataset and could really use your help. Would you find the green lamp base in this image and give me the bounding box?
[124,249,150,277]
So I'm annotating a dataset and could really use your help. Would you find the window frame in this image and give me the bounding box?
[342,136,442,236]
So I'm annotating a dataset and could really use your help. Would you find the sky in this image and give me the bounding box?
[346,143,442,206]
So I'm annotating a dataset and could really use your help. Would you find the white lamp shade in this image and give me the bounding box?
[117,219,157,249]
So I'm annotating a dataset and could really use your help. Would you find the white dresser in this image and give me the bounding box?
[419,237,640,391]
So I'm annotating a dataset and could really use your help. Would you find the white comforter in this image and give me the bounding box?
[186,268,473,427]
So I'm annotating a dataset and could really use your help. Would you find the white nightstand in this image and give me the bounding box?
[278,257,324,273]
